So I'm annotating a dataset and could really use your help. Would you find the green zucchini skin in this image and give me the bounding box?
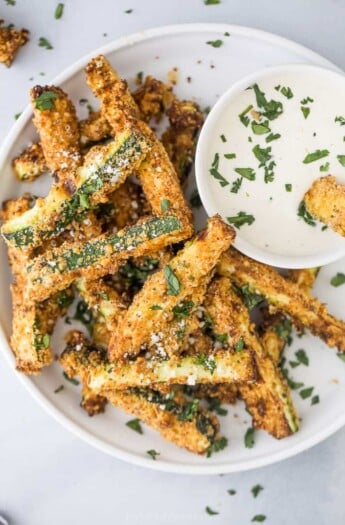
[2,131,150,248]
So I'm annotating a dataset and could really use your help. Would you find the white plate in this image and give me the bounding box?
[1,23,345,475]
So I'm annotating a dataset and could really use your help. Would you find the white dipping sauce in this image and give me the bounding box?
[197,66,345,266]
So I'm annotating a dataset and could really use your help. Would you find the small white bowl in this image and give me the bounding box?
[196,64,345,268]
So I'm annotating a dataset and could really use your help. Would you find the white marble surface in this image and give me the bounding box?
[1,1,345,523]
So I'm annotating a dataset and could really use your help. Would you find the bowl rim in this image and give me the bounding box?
[195,62,345,269]
[2,23,345,475]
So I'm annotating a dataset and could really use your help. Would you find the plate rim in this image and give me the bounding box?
[1,22,344,475]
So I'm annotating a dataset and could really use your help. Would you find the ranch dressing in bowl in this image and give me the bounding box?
[196,65,345,268]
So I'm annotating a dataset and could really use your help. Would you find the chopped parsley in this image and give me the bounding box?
[235,337,244,351]
[300,106,310,119]
[235,284,264,310]
[126,418,143,434]
[251,121,270,135]
[234,167,256,181]
[320,162,330,172]
[62,371,79,386]
[14,112,22,120]
[311,395,320,406]
[205,507,219,515]
[220,133,227,142]
[264,161,276,183]
[279,86,294,99]
[295,348,309,366]
[239,104,253,127]
[204,0,221,3]
[251,484,264,498]
[214,333,228,344]
[227,489,236,495]
[302,149,329,164]
[337,352,345,362]
[210,152,229,187]
[5,0,16,5]
[150,304,163,310]
[227,212,255,228]
[252,83,283,120]
[266,132,281,143]
[206,39,223,48]
[207,397,228,416]
[54,385,64,394]
[189,189,202,208]
[206,436,228,457]
[230,177,243,193]
[35,90,58,110]
[224,153,236,159]
[331,273,345,287]
[252,515,266,522]
[172,301,194,320]
[281,364,304,390]
[160,198,170,213]
[337,155,345,167]
[68,299,94,335]
[335,115,345,126]
[301,97,314,105]
[274,318,292,345]
[124,8,133,13]
[252,145,272,166]
[298,202,316,226]
[54,3,64,19]
[38,37,53,50]
[146,449,160,460]
[285,183,292,192]
[299,386,314,399]
[163,265,181,296]
[194,354,217,374]
[178,399,200,421]
[244,427,255,448]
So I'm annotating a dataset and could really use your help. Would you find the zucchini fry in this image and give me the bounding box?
[218,248,345,351]
[208,277,299,438]
[2,128,151,249]
[0,20,29,67]
[60,331,255,392]
[12,143,48,182]
[162,99,204,181]
[60,333,219,453]
[85,55,193,235]
[109,215,235,360]
[31,86,82,182]
[304,175,345,237]
[26,214,184,302]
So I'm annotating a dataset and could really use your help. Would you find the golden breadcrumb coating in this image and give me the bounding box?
[12,143,48,182]
[0,20,29,67]
[218,248,345,351]
[304,175,345,237]
[133,75,175,122]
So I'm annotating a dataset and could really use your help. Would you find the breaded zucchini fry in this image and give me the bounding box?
[109,215,235,360]
[103,179,150,231]
[30,86,82,182]
[0,20,29,67]
[2,128,151,248]
[132,75,174,122]
[304,175,345,237]
[12,143,48,182]
[85,55,193,235]
[209,277,299,438]
[26,214,184,302]
[288,267,319,294]
[106,388,219,454]
[218,248,345,351]
[162,99,204,181]
[60,331,255,392]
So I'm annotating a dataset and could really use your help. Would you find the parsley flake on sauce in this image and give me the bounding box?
[230,177,243,193]
[234,167,256,180]
[302,149,329,164]
[337,155,345,167]
[297,202,316,226]
[227,212,255,228]
[205,507,219,515]
[252,515,266,522]
[285,183,292,192]
[54,3,64,19]
[251,484,264,498]
[238,105,253,127]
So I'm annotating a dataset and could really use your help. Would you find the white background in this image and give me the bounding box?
[1,1,345,523]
